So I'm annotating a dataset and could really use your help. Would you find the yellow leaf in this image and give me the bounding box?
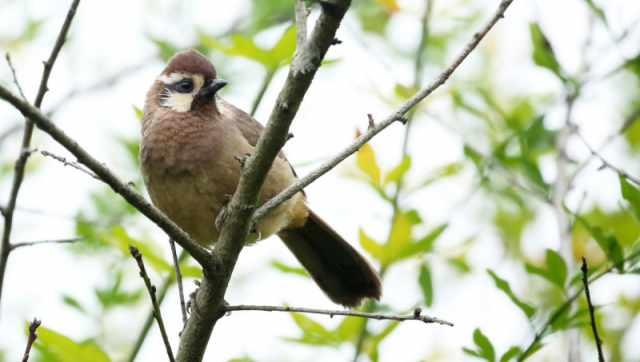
[359,228,383,262]
[355,129,381,186]
[377,0,400,13]
[386,211,412,263]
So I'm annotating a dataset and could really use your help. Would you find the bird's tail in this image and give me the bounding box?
[278,210,381,307]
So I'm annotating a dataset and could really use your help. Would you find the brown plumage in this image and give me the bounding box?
[139,49,381,307]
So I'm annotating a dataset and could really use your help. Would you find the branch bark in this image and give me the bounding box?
[224,305,453,326]
[9,237,83,251]
[577,132,640,186]
[0,0,81,321]
[22,318,42,362]
[580,257,605,362]
[175,1,355,360]
[129,245,175,362]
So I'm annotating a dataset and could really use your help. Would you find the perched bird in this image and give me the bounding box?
[139,49,381,307]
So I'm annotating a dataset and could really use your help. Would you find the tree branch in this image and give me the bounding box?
[126,250,188,362]
[224,305,453,326]
[175,1,356,360]
[580,257,605,362]
[5,52,26,99]
[129,245,175,362]
[518,248,640,361]
[576,131,640,186]
[41,150,101,180]
[169,239,188,328]
[0,0,81,321]
[9,237,83,251]
[0,86,214,268]
[253,0,517,223]
[22,318,42,362]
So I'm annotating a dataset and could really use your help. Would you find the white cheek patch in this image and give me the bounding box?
[160,92,194,113]
[157,73,207,113]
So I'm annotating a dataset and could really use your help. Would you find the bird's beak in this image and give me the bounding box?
[195,79,228,101]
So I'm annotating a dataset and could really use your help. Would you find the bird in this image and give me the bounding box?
[139,49,381,307]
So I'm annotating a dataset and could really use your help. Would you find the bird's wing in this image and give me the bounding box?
[218,97,287,160]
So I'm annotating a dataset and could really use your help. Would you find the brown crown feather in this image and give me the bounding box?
[163,49,217,79]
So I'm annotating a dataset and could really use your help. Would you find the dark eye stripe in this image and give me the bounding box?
[174,79,194,93]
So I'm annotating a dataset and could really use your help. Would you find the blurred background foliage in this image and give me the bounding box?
[1,0,640,361]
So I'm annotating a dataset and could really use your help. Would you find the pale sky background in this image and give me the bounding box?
[1,0,640,361]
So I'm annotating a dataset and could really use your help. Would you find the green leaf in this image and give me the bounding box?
[360,229,383,262]
[288,312,339,347]
[201,26,296,71]
[418,264,434,307]
[385,211,412,263]
[545,249,567,289]
[519,341,544,361]
[529,23,565,81]
[133,105,143,120]
[487,270,536,319]
[356,134,381,186]
[499,346,522,362]
[272,261,309,278]
[384,156,411,185]
[32,326,111,362]
[335,315,366,341]
[62,295,85,314]
[149,38,179,62]
[269,25,297,68]
[463,328,495,361]
[620,176,640,223]
[397,223,448,260]
[582,0,608,28]
[100,226,171,274]
[573,214,625,271]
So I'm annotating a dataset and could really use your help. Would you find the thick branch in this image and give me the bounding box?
[224,305,453,326]
[129,245,175,362]
[0,86,213,267]
[175,1,355,360]
[0,0,81,321]
[253,0,516,222]
[580,257,605,362]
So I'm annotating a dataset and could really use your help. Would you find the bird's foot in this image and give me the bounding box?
[186,280,202,321]
[215,195,234,231]
[250,222,262,240]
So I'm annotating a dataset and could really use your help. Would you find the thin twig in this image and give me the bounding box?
[22,318,42,362]
[224,305,453,326]
[170,239,188,328]
[10,237,83,251]
[6,52,26,99]
[0,0,82,322]
[128,245,175,362]
[41,150,101,180]
[518,249,640,361]
[569,105,640,189]
[581,257,605,362]
[576,132,640,186]
[127,250,188,362]
[253,0,517,223]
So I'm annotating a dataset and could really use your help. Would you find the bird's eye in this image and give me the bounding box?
[175,79,194,93]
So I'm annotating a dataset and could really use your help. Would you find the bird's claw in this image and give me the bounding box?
[215,195,233,231]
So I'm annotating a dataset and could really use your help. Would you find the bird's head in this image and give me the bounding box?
[154,49,227,113]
